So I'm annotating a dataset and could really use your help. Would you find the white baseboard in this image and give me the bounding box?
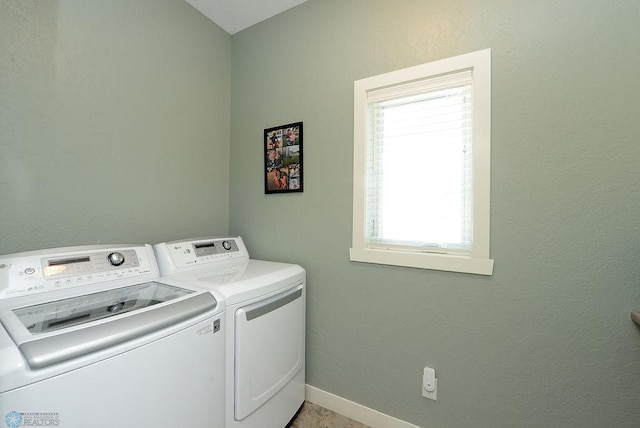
[305,385,420,428]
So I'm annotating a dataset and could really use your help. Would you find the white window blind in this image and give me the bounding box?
[366,71,473,254]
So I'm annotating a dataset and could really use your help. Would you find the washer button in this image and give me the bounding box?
[24,267,36,275]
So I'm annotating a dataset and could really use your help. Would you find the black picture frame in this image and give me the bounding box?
[264,122,303,194]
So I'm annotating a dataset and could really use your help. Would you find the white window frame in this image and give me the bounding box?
[350,49,494,275]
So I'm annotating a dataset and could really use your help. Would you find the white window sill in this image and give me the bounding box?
[349,247,494,276]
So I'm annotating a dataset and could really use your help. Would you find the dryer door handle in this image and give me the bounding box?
[244,285,303,321]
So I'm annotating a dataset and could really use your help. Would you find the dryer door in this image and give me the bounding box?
[234,283,305,421]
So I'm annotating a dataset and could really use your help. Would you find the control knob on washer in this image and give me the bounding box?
[222,241,232,251]
[107,252,125,266]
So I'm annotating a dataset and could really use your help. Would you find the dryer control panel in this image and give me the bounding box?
[0,245,158,299]
[154,237,250,275]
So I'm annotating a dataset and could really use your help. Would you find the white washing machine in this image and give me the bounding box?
[0,244,225,428]
[154,236,305,428]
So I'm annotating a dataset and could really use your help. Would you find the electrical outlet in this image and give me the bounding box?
[422,367,437,400]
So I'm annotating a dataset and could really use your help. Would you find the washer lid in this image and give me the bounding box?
[11,282,193,334]
[0,282,219,370]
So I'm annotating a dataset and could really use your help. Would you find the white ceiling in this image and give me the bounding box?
[184,0,309,35]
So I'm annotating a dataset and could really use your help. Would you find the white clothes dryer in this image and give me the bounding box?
[0,244,225,428]
[154,236,305,428]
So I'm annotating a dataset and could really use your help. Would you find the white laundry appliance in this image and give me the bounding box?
[154,236,306,428]
[0,244,225,428]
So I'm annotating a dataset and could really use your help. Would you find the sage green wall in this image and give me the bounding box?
[0,0,231,254]
[230,0,640,426]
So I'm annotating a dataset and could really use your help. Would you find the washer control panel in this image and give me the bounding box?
[0,245,158,299]
[154,237,250,274]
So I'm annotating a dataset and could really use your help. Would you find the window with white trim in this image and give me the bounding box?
[350,49,494,275]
